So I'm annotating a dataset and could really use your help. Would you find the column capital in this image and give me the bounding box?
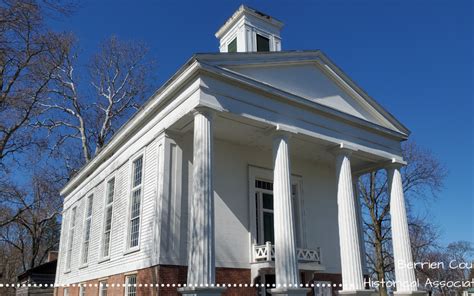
[385,159,406,171]
[193,106,216,119]
[330,143,358,158]
[271,124,297,140]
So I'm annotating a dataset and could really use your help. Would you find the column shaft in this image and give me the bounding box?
[353,176,368,276]
[273,132,299,287]
[187,109,215,286]
[335,152,365,291]
[387,166,417,293]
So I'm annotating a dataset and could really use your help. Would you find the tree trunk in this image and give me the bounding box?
[374,233,388,296]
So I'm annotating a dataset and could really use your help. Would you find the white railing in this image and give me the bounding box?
[252,242,321,264]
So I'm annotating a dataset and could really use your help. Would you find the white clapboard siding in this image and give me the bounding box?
[56,139,160,285]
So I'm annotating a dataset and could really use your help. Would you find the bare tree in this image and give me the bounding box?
[0,2,153,292]
[409,217,440,266]
[0,242,23,296]
[358,141,447,296]
[415,241,473,296]
[38,36,153,165]
[0,168,63,273]
[0,0,72,164]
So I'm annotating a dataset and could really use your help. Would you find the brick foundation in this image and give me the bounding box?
[54,266,347,296]
[55,265,258,296]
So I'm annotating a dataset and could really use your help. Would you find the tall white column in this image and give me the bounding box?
[270,131,308,296]
[180,108,224,296]
[387,165,421,295]
[335,150,366,293]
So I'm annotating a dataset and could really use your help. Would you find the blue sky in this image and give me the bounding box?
[49,0,473,245]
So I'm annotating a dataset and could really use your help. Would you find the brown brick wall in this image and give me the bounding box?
[108,273,126,296]
[156,265,187,295]
[54,266,344,296]
[216,267,256,296]
[54,265,258,296]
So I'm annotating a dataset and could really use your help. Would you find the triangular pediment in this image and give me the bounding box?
[228,63,382,120]
[198,52,409,137]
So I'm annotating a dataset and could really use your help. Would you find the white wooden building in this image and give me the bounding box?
[55,5,424,296]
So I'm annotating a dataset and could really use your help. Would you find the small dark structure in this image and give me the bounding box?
[16,255,57,296]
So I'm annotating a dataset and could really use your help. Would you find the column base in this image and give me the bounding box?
[394,291,427,296]
[337,289,377,296]
[269,287,311,296]
[178,287,226,296]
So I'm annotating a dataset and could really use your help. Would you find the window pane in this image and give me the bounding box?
[133,157,143,187]
[66,207,76,270]
[86,195,93,217]
[129,156,143,249]
[262,193,273,210]
[257,34,270,52]
[84,218,92,241]
[263,212,274,244]
[107,178,115,204]
[102,179,115,257]
[227,38,237,52]
[255,193,260,243]
[82,218,91,264]
[130,217,140,247]
[131,188,141,218]
[255,180,273,190]
[99,281,107,296]
[82,196,93,264]
[126,275,137,296]
[105,207,113,231]
[103,231,111,257]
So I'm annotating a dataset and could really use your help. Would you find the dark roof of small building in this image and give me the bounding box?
[17,260,57,282]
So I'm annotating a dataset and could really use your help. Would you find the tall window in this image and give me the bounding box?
[125,275,137,296]
[256,34,270,52]
[129,156,143,248]
[255,179,274,244]
[65,207,76,271]
[63,287,69,296]
[102,178,115,258]
[99,281,107,296]
[227,38,237,52]
[82,195,93,265]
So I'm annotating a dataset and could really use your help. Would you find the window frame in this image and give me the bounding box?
[255,180,275,245]
[63,287,69,296]
[79,284,85,296]
[100,175,116,261]
[99,280,108,296]
[248,166,306,248]
[80,193,94,267]
[65,206,77,272]
[125,153,145,253]
[124,274,137,296]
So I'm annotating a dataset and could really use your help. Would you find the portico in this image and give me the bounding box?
[173,103,420,296]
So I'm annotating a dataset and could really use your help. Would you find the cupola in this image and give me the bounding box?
[215,5,284,53]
